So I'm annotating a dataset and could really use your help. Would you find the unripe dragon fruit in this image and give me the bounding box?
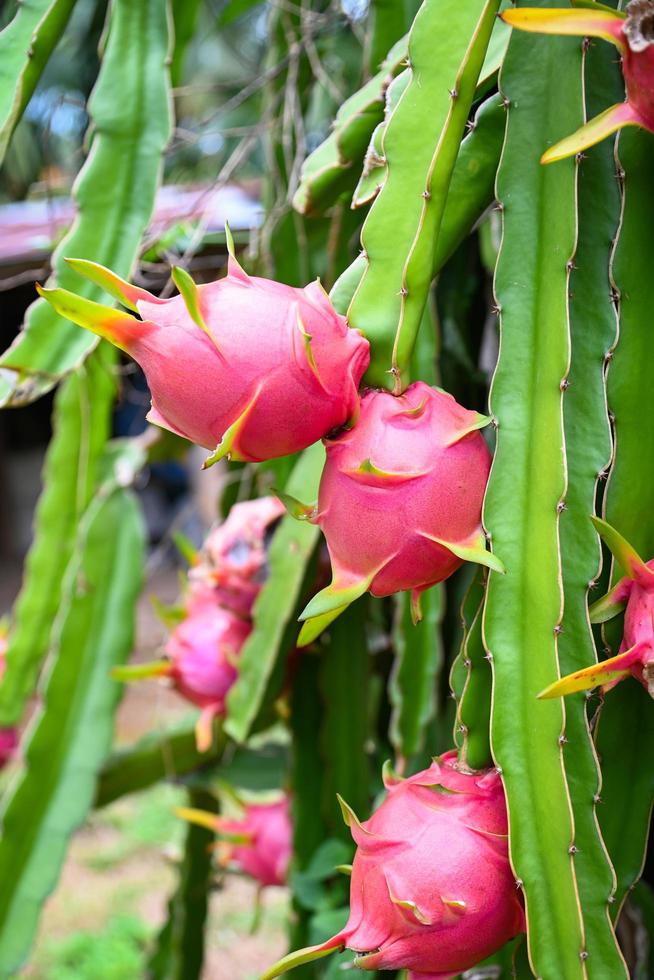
[188,496,285,617]
[165,606,251,750]
[502,1,654,162]
[263,753,525,980]
[0,635,18,768]
[177,795,291,888]
[295,382,503,645]
[36,246,369,464]
[540,517,654,700]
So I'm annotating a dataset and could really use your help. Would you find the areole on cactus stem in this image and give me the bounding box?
[539,517,654,700]
[35,230,369,465]
[288,382,504,646]
[261,752,525,980]
[501,1,654,162]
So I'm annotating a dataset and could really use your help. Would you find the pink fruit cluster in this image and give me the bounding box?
[264,752,524,980]
[0,635,18,768]
[502,1,654,163]
[116,497,283,750]
[178,794,292,889]
[38,246,501,636]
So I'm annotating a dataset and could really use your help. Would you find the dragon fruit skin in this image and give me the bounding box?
[0,636,18,768]
[188,496,285,617]
[501,1,654,162]
[262,753,525,980]
[218,797,292,888]
[165,605,251,749]
[540,518,654,700]
[36,255,370,464]
[298,382,502,644]
[177,795,292,888]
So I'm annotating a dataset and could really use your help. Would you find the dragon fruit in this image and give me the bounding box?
[188,496,285,616]
[540,517,654,700]
[113,602,250,751]
[177,795,292,888]
[36,246,369,464]
[165,606,251,750]
[295,382,503,645]
[501,1,654,162]
[263,752,525,980]
[0,635,18,768]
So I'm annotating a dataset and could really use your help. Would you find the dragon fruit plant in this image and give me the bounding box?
[37,249,369,465]
[501,1,654,162]
[263,754,524,980]
[540,518,654,700]
[177,794,292,889]
[2,0,654,977]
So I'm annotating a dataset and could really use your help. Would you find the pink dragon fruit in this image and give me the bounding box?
[177,795,292,888]
[165,606,251,750]
[540,517,654,700]
[263,753,525,980]
[187,496,286,617]
[501,2,654,162]
[294,382,503,645]
[113,603,250,751]
[36,246,369,464]
[0,634,18,768]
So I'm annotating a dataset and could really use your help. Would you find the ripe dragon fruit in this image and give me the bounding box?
[112,602,250,751]
[540,517,654,700]
[36,243,369,464]
[501,1,654,162]
[177,794,292,888]
[187,496,285,617]
[262,753,525,980]
[293,382,503,645]
[0,635,18,768]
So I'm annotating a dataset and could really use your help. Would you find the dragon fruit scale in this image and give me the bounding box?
[502,1,654,163]
[177,795,292,888]
[187,496,286,617]
[296,382,503,645]
[540,517,654,700]
[36,247,370,465]
[262,753,525,980]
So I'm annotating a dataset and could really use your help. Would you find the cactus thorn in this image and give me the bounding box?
[560,378,570,391]
[449,88,458,99]
[422,190,431,200]
[491,304,501,316]
[558,734,568,745]
[575,151,588,162]
[515,879,523,889]
[608,895,616,904]
[580,951,589,961]
[463,658,471,668]
[484,652,493,662]
[593,793,602,804]
[494,766,503,775]
[399,286,408,297]
[554,624,563,635]
[501,95,511,108]
[568,845,578,855]
[566,259,576,271]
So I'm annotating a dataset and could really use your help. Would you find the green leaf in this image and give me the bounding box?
[557,26,627,974]
[483,6,587,975]
[0,0,173,404]
[0,0,77,164]
[0,346,115,727]
[224,443,324,742]
[596,124,654,921]
[348,0,501,391]
[149,787,218,980]
[389,585,444,763]
[0,480,145,975]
